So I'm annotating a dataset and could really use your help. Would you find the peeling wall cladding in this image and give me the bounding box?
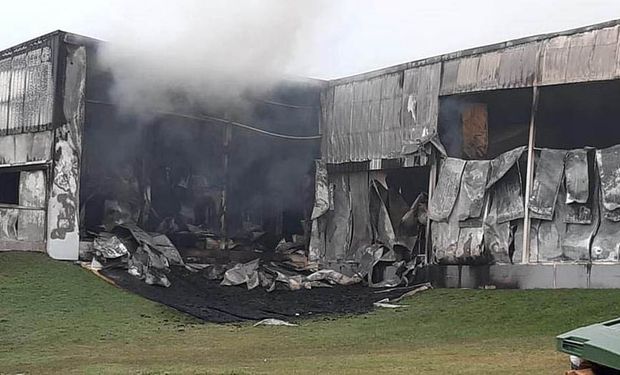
[440,41,540,95]
[441,25,620,95]
[0,37,55,136]
[539,25,620,85]
[323,66,440,164]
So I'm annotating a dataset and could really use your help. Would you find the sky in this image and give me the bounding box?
[2,0,620,80]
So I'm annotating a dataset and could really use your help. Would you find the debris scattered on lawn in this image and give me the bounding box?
[253,318,298,327]
[373,282,432,307]
[373,299,408,308]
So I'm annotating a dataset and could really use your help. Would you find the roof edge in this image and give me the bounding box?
[329,18,620,86]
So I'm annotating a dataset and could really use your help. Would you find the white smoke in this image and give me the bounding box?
[97,0,327,115]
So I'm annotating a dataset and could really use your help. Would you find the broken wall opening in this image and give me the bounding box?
[536,80,620,149]
[524,80,620,263]
[80,47,321,268]
[438,88,532,159]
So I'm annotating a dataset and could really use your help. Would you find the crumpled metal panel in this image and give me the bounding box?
[514,219,538,264]
[591,216,620,262]
[596,144,620,214]
[370,179,397,249]
[455,160,490,221]
[486,146,526,189]
[401,63,441,146]
[0,131,52,165]
[494,165,524,223]
[540,26,620,86]
[537,184,568,262]
[324,173,351,261]
[484,197,512,263]
[562,180,600,261]
[529,149,566,220]
[456,226,484,261]
[311,160,329,220]
[348,171,372,257]
[432,217,460,264]
[428,157,466,222]
[565,149,589,204]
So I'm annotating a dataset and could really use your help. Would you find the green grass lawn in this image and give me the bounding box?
[2,252,620,374]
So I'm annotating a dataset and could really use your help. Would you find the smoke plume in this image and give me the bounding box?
[97,0,327,115]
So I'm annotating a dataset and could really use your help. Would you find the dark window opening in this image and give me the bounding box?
[0,171,19,205]
[438,88,533,159]
[536,80,620,149]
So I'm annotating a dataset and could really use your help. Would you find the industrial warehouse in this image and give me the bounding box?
[2,19,620,301]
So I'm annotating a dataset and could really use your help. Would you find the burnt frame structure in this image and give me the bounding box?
[0,31,323,259]
[316,19,620,288]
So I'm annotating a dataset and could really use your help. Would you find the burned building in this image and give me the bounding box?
[312,19,620,288]
[0,31,322,262]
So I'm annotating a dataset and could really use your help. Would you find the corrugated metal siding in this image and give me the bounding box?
[324,68,441,164]
[440,41,540,95]
[539,25,620,85]
[402,63,441,144]
[0,42,55,136]
[324,23,620,163]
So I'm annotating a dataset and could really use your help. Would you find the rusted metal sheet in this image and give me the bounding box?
[379,73,403,159]
[461,103,488,159]
[529,149,566,221]
[17,209,45,242]
[428,158,466,222]
[0,208,18,240]
[19,170,46,207]
[47,46,86,260]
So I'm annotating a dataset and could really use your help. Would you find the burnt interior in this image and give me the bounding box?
[79,46,320,256]
[438,88,533,159]
[0,171,19,205]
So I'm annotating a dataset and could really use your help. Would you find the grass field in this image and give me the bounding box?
[2,252,620,374]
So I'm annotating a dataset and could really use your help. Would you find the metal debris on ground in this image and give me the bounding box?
[253,318,298,327]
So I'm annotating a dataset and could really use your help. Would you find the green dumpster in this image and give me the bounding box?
[557,318,620,371]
